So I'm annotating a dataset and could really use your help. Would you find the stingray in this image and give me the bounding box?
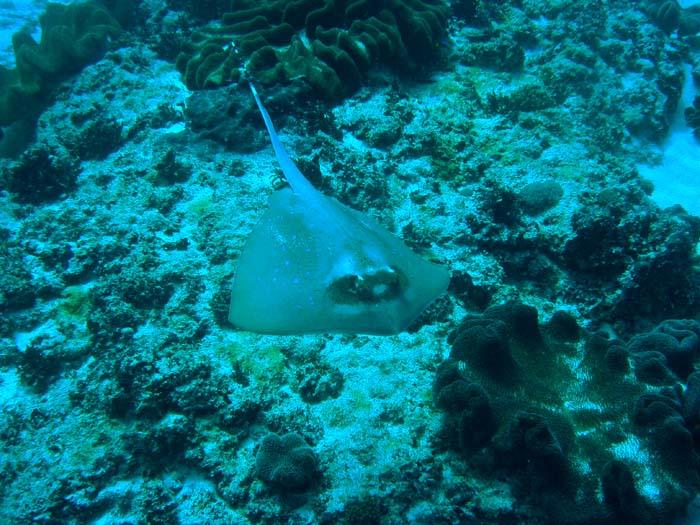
[229,84,449,335]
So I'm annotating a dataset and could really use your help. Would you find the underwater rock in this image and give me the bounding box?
[296,362,344,403]
[153,150,192,185]
[342,495,387,525]
[124,414,193,471]
[611,210,700,324]
[518,180,564,216]
[87,282,145,346]
[0,243,36,312]
[563,213,630,277]
[457,29,525,72]
[184,85,267,152]
[562,192,700,327]
[17,331,85,392]
[68,114,124,161]
[447,270,492,311]
[478,180,523,226]
[685,95,700,140]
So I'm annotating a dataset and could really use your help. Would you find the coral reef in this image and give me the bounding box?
[0,1,121,144]
[643,0,700,36]
[436,304,700,523]
[1,0,700,523]
[175,0,450,100]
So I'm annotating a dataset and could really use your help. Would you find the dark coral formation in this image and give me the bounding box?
[255,432,318,490]
[601,460,654,525]
[448,270,493,311]
[643,0,700,36]
[183,85,268,152]
[175,0,450,100]
[436,303,700,524]
[627,319,700,382]
[686,95,700,140]
[560,189,700,328]
[0,1,121,134]
[3,143,79,204]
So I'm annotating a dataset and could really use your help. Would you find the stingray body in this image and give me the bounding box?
[229,85,449,335]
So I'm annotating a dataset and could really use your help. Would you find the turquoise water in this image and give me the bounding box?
[639,63,700,215]
[1,1,700,524]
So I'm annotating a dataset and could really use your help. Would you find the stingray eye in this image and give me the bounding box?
[327,266,406,304]
[366,266,404,300]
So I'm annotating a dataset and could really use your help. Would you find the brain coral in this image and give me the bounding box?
[176,0,450,100]
[255,432,318,490]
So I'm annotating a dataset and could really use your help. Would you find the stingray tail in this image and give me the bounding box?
[249,83,317,199]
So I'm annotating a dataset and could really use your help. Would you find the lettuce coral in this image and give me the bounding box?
[176,0,450,100]
[0,1,121,157]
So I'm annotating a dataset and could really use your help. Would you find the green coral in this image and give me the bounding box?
[0,1,121,129]
[59,285,92,319]
[176,0,450,100]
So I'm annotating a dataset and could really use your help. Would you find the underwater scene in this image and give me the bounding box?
[2,0,700,523]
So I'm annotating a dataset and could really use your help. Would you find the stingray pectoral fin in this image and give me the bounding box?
[229,189,449,335]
